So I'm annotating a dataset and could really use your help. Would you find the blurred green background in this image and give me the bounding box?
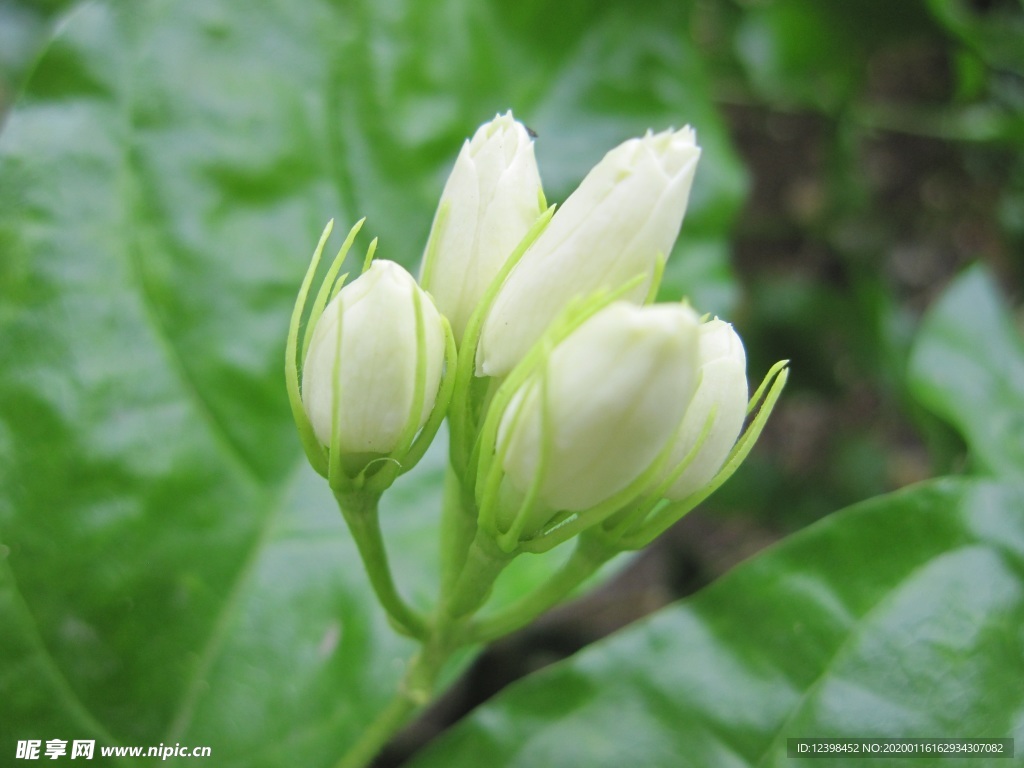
[1,0,1022,765]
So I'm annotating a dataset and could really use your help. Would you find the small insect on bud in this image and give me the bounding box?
[420,111,545,345]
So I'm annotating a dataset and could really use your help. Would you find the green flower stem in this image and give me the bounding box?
[466,532,617,644]
[333,634,450,768]
[335,490,427,639]
[442,530,514,620]
[333,681,417,768]
[334,529,508,768]
[337,469,600,767]
[438,466,478,597]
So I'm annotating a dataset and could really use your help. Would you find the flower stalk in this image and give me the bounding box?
[334,490,427,639]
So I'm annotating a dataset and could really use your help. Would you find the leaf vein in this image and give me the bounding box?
[162,461,302,743]
[0,544,136,764]
[752,546,966,767]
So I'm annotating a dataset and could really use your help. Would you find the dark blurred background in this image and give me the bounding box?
[3,0,1021,763]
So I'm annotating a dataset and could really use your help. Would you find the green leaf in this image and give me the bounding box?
[410,477,1024,766]
[732,0,932,112]
[908,265,1024,479]
[0,1,77,114]
[927,0,1024,75]
[0,0,741,763]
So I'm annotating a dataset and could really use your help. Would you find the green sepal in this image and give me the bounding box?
[473,273,653,555]
[285,220,334,477]
[362,310,459,494]
[448,204,557,474]
[597,399,719,543]
[285,217,367,480]
[302,218,365,361]
[643,250,667,305]
[323,292,456,497]
[616,359,790,549]
[361,237,378,275]
[418,200,449,292]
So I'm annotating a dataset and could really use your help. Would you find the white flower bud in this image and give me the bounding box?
[477,126,701,377]
[496,302,701,520]
[420,111,545,343]
[301,260,446,468]
[663,318,748,500]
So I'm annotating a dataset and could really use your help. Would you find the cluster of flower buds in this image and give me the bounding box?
[286,110,787,553]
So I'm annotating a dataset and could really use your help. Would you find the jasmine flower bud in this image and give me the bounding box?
[420,111,545,344]
[301,260,446,475]
[663,318,748,500]
[493,301,701,532]
[477,126,701,377]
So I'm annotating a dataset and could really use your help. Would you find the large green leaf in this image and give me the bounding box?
[0,0,741,763]
[410,477,1024,767]
[908,266,1024,480]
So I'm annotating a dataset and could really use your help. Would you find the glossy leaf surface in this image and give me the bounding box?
[0,0,740,763]
[411,477,1024,767]
[909,266,1024,480]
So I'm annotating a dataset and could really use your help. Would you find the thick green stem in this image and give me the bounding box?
[333,684,417,768]
[443,531,514,621]
[333,636,450,768]
[335,490,427,639]
[438,466,478,597]
[333,548,495,768]
[332,456,585,766]
[467,533,616,643]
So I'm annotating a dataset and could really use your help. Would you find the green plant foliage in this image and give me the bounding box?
[927,0,1024,75]
[0,0,742,764]
[411,266,1024,765]
[0,1,77,115]
[732,0,934,111]
[410,477,1024,767]
[4,0,1021,763]
[909,266,1024,480]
